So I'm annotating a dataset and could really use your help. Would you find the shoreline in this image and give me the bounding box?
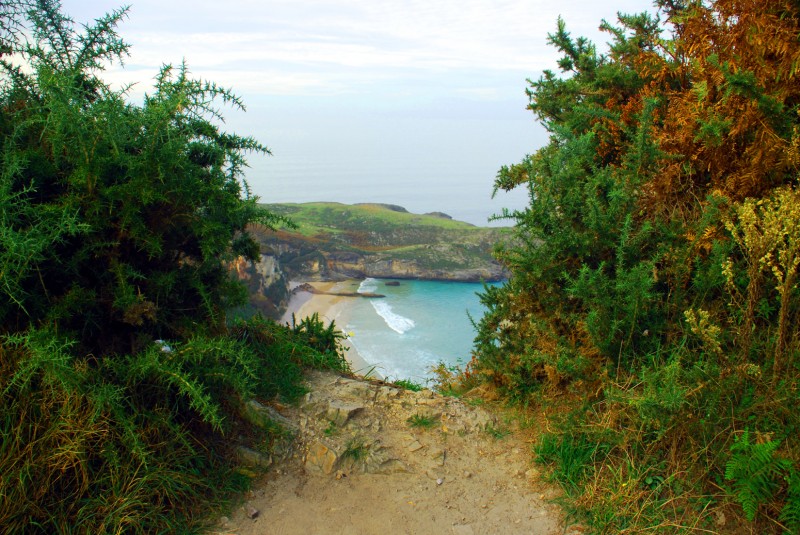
[281,280,382,379]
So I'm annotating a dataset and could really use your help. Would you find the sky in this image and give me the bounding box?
[60,0,658,225]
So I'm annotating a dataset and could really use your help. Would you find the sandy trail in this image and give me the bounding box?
[217,371,567,535]
[215,282,568,535]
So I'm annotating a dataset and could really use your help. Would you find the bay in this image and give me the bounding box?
[343,278,497,384]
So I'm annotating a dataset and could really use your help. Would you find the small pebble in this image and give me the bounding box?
[436,478,444,485]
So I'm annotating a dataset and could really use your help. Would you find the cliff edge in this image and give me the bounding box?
[250,202,510,283]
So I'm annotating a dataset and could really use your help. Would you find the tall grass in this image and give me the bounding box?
[0,315,350,533]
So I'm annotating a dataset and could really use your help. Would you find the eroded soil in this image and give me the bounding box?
[217,371,568,535]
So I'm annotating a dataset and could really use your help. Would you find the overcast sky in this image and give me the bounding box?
[59,0,659,225]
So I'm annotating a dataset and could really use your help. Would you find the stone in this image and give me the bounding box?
[335,380,376,400]
[425,469,442,480]
[375,386,402,402]
[242,399,298,432]
[369,459,410,475]
[244,504,259,519]
[325,400,364,426]
[235,446,272,469]
[407,440,424,452]
[421,388,435,397]
[305,440,339,474]
[468,410,496,431]
[431,449,447,466]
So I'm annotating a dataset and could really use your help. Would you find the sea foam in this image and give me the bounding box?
[370,300,416,334]
[358,278,379,294]
[358,278,415,334]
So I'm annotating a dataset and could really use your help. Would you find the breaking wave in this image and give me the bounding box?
[358,278,415,334]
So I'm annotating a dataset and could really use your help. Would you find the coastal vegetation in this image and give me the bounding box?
[0,2,348,532]
[471,0,800,532]
[6,0,800,533]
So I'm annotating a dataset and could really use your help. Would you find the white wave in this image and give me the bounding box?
[358,277,378,294]
[370,300,415,334]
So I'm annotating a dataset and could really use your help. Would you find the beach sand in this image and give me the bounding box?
[280,281,380,378]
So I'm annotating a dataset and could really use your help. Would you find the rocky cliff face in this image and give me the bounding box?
[232,203,510,317]
[230,253,290,319]
[320,250,506,282]
[252,242,507,283]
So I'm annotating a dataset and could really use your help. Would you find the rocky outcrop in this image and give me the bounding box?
[322,251,505,282]
[230,253,290,319]
[246,203,511,284]
[222,370,565,535]
[232,203,511,317]
[235,370,501,479]
[261,241,507,283]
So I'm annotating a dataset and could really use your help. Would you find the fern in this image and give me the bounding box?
[780,469,800,533]
[725,430,791,521]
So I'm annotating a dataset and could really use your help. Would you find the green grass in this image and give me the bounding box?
[394,378,424,392]
[407,414,437,429]
[341,439,370,462]
[264,202,482,234]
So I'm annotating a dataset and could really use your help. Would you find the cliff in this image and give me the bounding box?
[231,202,509,319]
[230,254,291,318]
[249,202,509,283]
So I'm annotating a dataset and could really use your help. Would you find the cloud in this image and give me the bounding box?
[63,0,657,99]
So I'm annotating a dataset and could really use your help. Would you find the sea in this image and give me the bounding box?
[342,278,499,384]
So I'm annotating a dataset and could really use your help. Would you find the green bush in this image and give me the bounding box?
[473,2,800,531]
[0,3,348,531]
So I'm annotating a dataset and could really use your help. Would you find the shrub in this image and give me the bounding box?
[474,1,800,530]
[0,3,347,531]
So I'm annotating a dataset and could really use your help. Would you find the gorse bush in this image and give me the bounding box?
[0,2,347,532]
[1,1,282,351]
[474,0,800,531]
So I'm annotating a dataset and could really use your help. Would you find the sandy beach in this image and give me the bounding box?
[280,281,380,378]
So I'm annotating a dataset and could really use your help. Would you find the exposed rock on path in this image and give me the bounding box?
[220,371,565,535]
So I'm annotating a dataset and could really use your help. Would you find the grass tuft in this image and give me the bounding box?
[407,414,437,429]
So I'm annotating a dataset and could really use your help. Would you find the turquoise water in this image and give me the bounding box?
[343,278,497,383]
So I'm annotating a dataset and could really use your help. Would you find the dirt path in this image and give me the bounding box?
[217,371,568,535]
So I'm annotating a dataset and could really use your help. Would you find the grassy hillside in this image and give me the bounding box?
[253,202,509,280]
